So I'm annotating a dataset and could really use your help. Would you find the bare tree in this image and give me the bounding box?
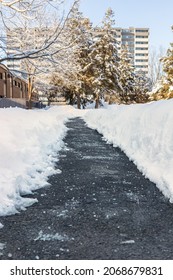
[0,0,78,63]
[49,2,93,109]
[149,46,166,88]
[0,0,80,109]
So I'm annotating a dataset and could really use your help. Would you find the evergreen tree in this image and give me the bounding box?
[162,39,173,87]
[131,70,150,103]
[72,16,94,108]
[118,45,135,103]
[88,8,122,108]
[160,27,173,98]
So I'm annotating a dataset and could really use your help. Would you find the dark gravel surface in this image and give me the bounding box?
[0,117,173,260]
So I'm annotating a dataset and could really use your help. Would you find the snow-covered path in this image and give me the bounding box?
[0,118,173,260]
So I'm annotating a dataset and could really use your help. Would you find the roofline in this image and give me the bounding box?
[0,63,27,83]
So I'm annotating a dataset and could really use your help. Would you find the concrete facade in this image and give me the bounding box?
[115,27,149,75]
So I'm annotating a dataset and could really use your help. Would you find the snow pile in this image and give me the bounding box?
[83,99,173,202]
[0,106,80,216]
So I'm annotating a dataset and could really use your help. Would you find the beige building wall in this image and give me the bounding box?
[115,27,149,75]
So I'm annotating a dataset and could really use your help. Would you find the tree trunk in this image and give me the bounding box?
[28,75,32,109]
[77,93,81,109]
[95,93,99,109]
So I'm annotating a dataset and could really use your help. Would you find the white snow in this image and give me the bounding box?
[0,105,81,217]
[121,240,135,244]
[83,99,173,202]
[1,99,173,221]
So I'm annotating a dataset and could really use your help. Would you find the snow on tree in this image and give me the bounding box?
[118,45,135,103]
[88,8,122,108]
[150,26,173,101]
[160,32,173,98]
[162,43,173,84]
[0,0,78,63]
[130,70,150,103]
[0,1,81,108]
[66,5,93,108]
[50,1,94,109]
[149,46,165,89]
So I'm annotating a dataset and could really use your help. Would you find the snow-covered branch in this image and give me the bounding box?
[0,0,78,63]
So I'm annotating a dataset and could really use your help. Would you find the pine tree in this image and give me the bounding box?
[131,70,150,103]
[118,45,135,103]
[72,16,94,108]
[162,44,173,86]
[88,8,122,108]
[160,27,173,98]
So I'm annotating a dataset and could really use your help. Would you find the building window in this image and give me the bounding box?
[136,47,148,50]
[136,36,148,38]
[122,35,133,39]
[123,29,130,33]
[136,53,147,56]
[135,59,148,62]
[0,73,3,79]
[14,80,17,86]
[136,29,148,32]
[135,65,148,68]
[122,41,133,45]
[136,42,148,44]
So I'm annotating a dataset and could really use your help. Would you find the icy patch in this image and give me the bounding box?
[121,240,135,244]
[122,179,132,185]
[0,243,5,256]
[105,210,119,219]
[0,223,4,229]
[126,192,140,204]
[57,210,69,217]
[34,230,68,241]
[90,166,119,177]
[49,199,80,219]
[48,208,69,218]
[65,199,80,210]
[59,248,70,252]
[82,155,113,160]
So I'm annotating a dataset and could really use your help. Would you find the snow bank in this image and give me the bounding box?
[83,99,173,202]
[0,106,80,216]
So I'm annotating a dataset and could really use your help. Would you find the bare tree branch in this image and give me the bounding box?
[0,0,79,63]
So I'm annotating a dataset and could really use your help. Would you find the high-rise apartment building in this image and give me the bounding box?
[115,27,149,75]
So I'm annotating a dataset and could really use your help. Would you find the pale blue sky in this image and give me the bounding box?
[79,0,173,52]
